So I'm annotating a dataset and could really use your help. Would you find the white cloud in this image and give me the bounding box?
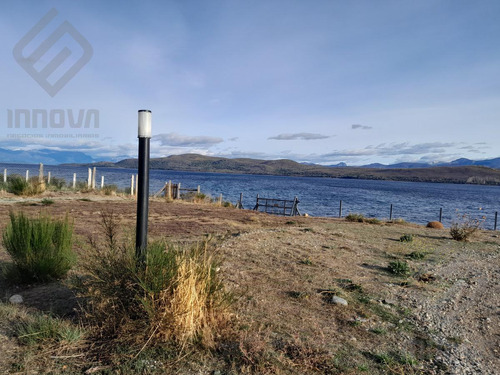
[351,124,372,130]
[268,133,331,140]
[152,133,223,147]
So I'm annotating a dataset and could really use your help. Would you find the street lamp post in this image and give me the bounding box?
[136,109,151,264]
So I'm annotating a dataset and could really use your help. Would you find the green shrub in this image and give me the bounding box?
[7,175,29,195]
[6,175,45,196]
[41,198,55,206]
[77,214,232,349]
[2,212,75,282]
[450,212,484,241]
[399,234,413,243]
[388,260,411,276]
[408,251,426,260]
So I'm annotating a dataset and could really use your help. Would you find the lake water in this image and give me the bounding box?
[2,162,499,229]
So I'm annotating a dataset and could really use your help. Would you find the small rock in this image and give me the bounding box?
[9,294,23,304]
[331,296,348,306]
[355,317,369,323]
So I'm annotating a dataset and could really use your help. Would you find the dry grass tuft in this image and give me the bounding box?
[74,212,232,353]
[426,221,444,229]
[142,241,232,349]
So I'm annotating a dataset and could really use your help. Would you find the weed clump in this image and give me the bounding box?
[76,213,232,350]
[6,175,45,196]
[101,184,118,195]
[345,213,364,222]
[388,260,411,276]
[2,211,74,283]
[345,213,381,224]
[47,177,66,190]
[15,311,84,346]
[408,251,426,260]
[399,234,413,243]
[450,212,484,241]
[41,198,55,206]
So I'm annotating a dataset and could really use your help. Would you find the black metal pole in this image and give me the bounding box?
[495,211,498,231]
[390,204,393,221]
[339,200,342,218]
[439,207,443,223]
[135,110,151,264]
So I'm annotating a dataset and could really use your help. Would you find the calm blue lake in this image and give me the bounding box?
[2,162,499,229]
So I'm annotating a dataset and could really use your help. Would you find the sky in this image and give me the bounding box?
[1,0,499,165]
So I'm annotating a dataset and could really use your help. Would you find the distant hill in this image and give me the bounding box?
[65,153,500,185]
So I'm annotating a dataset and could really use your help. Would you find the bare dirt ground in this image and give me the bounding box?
[0,192,498,374]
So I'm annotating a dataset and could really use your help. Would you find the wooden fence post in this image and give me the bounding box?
[47,171,51,185]
[167,180,172,199]
[218,193,223,205]
[73,173,76,189]
[176,182,181,199]
[197,185,201,194]
[3,169,6,183]
[87,168,92,188]
[92,167,96,189]
[101,176,104,189]
[25,170,29,182]
[39,163,44,183]
[254,194,259,210]
[236,193,244,209]
[135,174,138,196]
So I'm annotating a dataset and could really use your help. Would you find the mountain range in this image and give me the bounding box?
[63,154,500,185]
[358,157,500,169]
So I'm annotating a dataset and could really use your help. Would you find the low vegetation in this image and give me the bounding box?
[101,184,118,195]
[399,234,414,242]
[345,213,381,224]
[46,177,66,191]
[388,260,411,276]
[3,175,45,196]
[74,212,232,353]
[450,212,484,241]
[2,211,74,283]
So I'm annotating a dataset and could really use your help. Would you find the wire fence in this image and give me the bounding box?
[1,163,499,230]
